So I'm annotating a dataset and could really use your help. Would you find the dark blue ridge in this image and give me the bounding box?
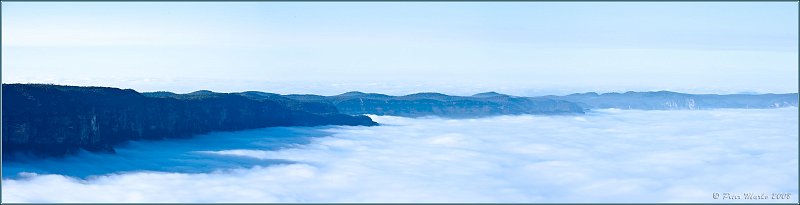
[1,84,377,160]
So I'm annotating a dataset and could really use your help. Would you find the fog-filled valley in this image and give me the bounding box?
[4,108,797,202]
[3,2,797,203]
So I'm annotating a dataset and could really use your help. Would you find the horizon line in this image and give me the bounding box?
[4,83,798,97]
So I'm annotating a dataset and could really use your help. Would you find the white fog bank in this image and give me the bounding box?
[3,108,798,203]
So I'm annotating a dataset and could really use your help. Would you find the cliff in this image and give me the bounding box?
[2,84,377,159]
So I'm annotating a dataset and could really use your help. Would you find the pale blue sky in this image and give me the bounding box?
[2,2,798,95]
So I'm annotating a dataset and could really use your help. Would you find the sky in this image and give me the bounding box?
[3,108,798,202]
[2,2,798,95]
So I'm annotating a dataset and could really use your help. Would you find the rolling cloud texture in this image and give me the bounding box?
[3,108,797,202]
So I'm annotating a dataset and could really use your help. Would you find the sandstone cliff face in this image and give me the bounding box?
[2,84,377,159]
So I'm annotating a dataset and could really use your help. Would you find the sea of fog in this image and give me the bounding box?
[2,108,798,203]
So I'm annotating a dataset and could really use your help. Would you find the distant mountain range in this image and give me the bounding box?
[539,91,798,110]
[2,84,797,159]
[144,91,587,117]
[232,90,796,117]
[136,90,800,116]
[281,91,586,117]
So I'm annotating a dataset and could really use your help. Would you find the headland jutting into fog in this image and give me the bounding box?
[2,83,797,159]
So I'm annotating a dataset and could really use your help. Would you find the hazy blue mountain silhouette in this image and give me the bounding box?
[279,91,585,118]
[538,91,798,110]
